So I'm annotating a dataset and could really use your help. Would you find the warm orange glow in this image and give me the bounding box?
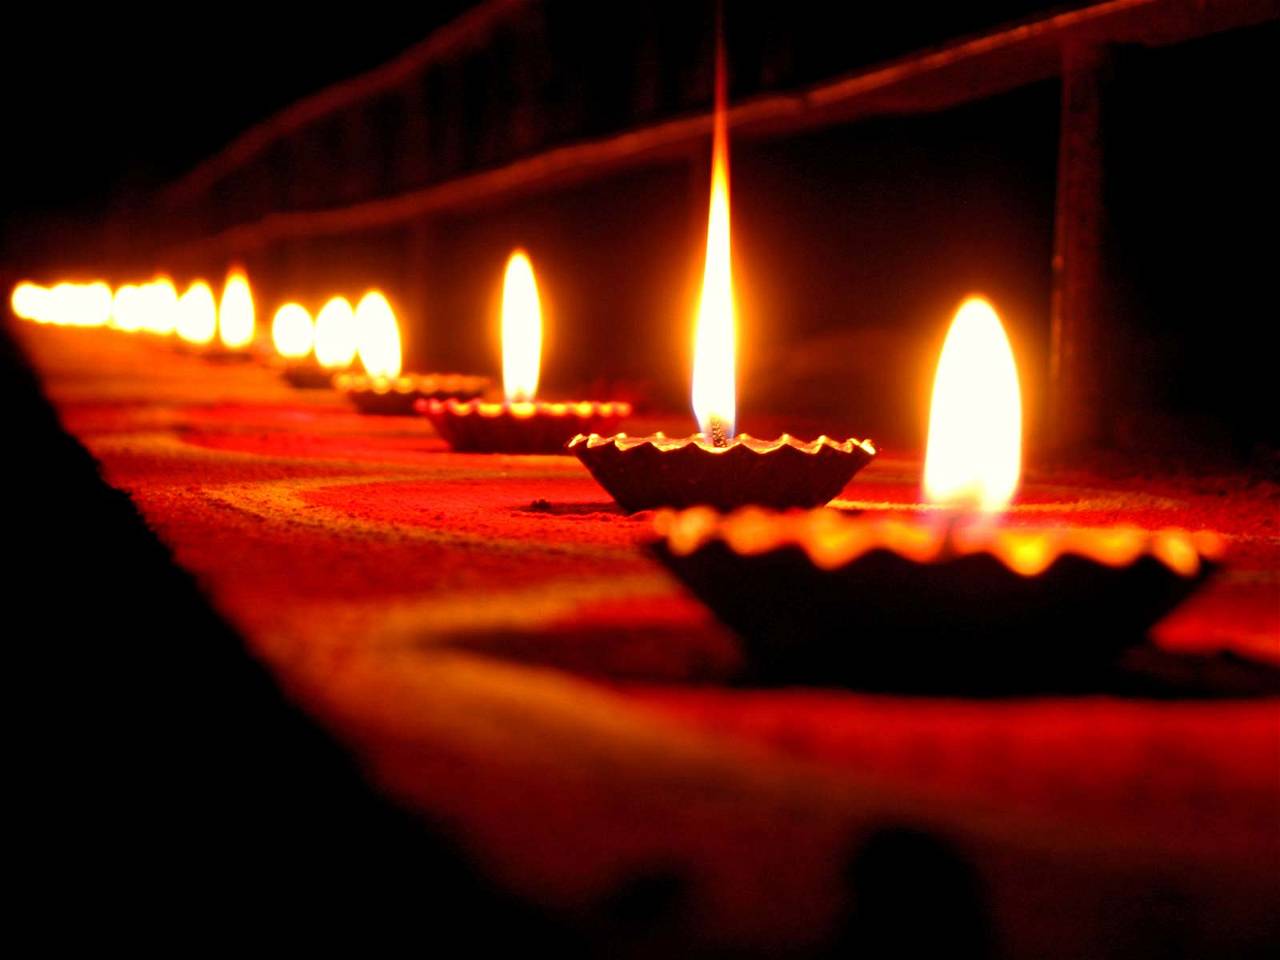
[690,48,737,442]
[218,271,255,349]
[11,282,49,322]
[110,284,145,331]
[501,249,543,402]
[923,296,1022,512]
[175,281,218,345]
[313,296,358,370]
[271,303,314,359]
[45,281,112,327]
[138,278,179,335]
[354,290,402,378]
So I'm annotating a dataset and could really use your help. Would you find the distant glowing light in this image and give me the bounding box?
[313,296,358,370]
[175,281,218,345]
[271,302,314,359]
[139,278,179,335]
[110,284,144,331]
[218,271,255,349]
[11,282,50,322]
[354,290,402,378]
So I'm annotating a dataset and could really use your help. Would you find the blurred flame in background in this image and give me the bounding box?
[139,278,179,335]
[923,296,1022,512]
[218,271,256,349]
[11,282,50,323]
[314,296,358,370]
[110,284,144,331]
[354,291,402,378]
[501,250,543,402]
[271,303,314,359]
[175,281,218,345]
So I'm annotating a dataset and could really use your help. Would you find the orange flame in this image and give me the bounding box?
[271,302,314,359]
[313,296,358,370]
[176,281,218,345]
[501,250,543,402]
[11,282,50,322]
[691,44,736,443]
[139,278,179,335]
[218,270,255,349]
[354,291,402,378]
[110,284,144,331]
[923,296,1022,512]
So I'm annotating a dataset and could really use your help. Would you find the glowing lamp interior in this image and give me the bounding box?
[923,296,1022,512]
[313,296,358,370]
[218,271,255,349]
[354,291,402,379]
[501,250,542,403]
[271,303,314,359]
[176,281,218,345]
[690,55,737,442]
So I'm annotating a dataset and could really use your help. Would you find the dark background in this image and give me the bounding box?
[3,3,1277,458]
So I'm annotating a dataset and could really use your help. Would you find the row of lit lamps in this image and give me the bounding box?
[9,274,405,379]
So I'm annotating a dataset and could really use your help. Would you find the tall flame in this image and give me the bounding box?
[923,296,1022,512]
[501,249,543,402]
[690,43,736,443]
[314,296,358,370]
[271,302,314,359]
[354,290,402,379]
[176,281,218,345]
[218,270,255,349]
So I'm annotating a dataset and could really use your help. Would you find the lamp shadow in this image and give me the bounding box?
[427,618,1280,698]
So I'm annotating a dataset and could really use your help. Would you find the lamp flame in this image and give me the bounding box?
[110,284,144,331]
[923,296,1022,512]
[314,296,358,370]
[11,282,50,322]
[354,291,402,379]
[501,249,543,402]
[139,278,179,335]
[176,281,218,345]
[691,45,736,443]
[271,303,314,359]
[218,271,255,349]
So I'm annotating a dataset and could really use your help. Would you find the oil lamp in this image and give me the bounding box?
[649,296,1224,690]
[420,249,629,452]
[570,55,873,508]
[335,290,488,414]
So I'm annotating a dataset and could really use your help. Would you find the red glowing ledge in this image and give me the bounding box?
[569,432,877,513]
